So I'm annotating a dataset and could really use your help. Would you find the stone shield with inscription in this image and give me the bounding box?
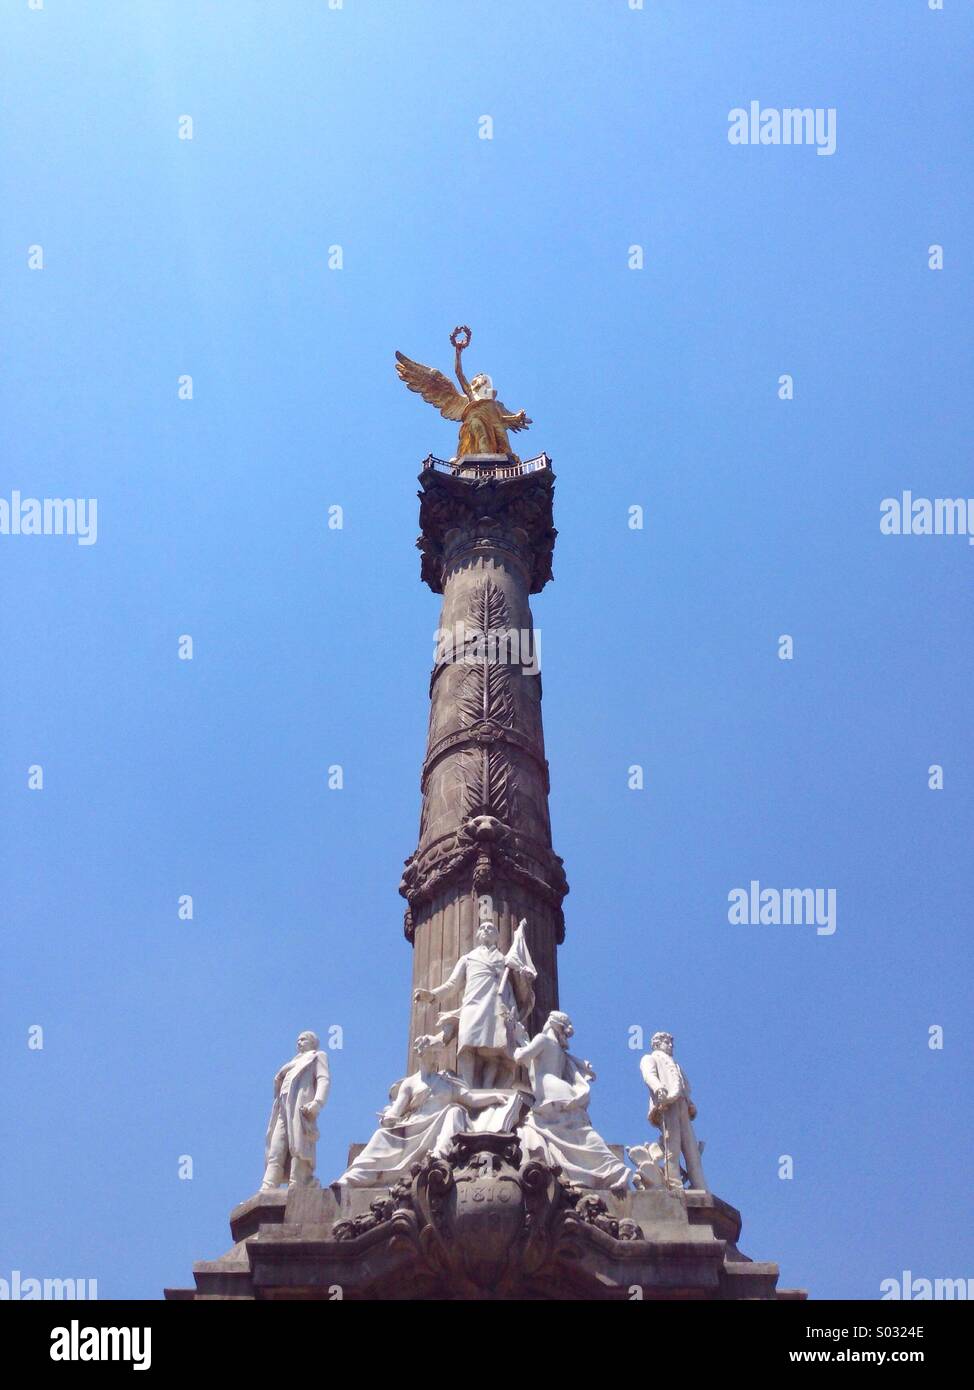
[414,1132,526,1292]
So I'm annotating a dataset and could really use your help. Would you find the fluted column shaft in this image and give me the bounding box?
[400,461,567,1070]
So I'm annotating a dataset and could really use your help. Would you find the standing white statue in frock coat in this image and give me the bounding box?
[414,918,536,1088]
[513,1010,630,1191]
[639,1031,708,1192]
[261,1030,331,1190]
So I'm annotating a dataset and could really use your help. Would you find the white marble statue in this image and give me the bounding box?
[626,1140,668,1190]
[513,1011,630,1191]
[639,1031,708,1192]
[414,917,536,1088]
[261,1030,331,1190]
[333,1033,519,1188]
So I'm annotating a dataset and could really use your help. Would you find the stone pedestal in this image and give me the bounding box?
[165,1133,804,1301]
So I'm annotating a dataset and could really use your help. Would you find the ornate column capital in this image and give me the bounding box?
[416,458,558,594]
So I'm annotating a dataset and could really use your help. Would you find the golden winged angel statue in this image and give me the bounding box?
[395,326,532,462]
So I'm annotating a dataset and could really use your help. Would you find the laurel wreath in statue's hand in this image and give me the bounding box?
[450,325,472,351]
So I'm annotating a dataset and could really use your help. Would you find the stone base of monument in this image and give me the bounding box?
[165,1133,804,1300]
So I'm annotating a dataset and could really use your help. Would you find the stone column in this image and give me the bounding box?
[400,458,569,1068]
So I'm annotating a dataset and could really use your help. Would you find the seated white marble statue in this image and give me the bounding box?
[333,1033,519,1188]
[513,1011,630,1192]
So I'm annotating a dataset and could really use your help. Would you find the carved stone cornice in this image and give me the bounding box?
[400,818,568,943]
[417,464,558,594]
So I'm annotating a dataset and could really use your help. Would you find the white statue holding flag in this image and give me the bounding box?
[414,916,536,1088]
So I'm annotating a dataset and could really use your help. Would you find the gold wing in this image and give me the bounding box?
[395,351,467,421]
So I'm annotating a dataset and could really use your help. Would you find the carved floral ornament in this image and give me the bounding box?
[400,819,568,934]
[334,1133,643,1296]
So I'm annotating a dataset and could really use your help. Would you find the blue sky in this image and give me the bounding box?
[2,0,972,1300]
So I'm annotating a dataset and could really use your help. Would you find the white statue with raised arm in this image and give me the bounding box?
[639,1031,708,1192]
[414,917,536,1089]
[261,1030,331,1190]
